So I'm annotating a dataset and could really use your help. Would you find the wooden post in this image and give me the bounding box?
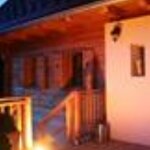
[0,106,4,113]
[65,99,75,142]
[16,104,23,150]
[21,103,26,150]
[24,97,33,150]
[74,92,81,139]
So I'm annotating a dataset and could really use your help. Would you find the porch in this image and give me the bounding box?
[33,140,150,150]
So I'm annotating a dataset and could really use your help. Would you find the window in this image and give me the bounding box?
[23,57,36,87]
[131,44,145,76]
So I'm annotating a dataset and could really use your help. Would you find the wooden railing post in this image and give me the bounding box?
[65,98,75,142]
[74,91,81,139]
[24,97,33,150]
[16,104,23,150]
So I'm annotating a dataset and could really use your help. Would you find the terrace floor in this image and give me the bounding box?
[49,140,150,150]
[33,93,150,150]
[33,106,150,150]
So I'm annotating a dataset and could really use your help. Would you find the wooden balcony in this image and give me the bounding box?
[0,93,149,150]
[0,96,33,150]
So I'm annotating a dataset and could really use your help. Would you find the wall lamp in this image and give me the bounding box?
[110,23,122,42]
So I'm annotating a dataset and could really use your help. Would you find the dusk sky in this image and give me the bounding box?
[0,0,8,7]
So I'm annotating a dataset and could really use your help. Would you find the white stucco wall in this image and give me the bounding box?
[105,16,150,146]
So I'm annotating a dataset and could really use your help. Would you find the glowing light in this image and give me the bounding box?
[34,143,47,150]
[34,134,56,150]
[0,0,8,7]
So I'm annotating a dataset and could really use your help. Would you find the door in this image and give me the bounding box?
[72,52,83,88]
[83,50,94,90]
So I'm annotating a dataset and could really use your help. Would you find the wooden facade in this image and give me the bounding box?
[12,47,103,91]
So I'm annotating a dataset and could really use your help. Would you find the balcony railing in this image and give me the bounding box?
[36,89,105,143]
[0,96,33,150]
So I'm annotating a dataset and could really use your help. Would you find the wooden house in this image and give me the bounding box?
[0,0,150,148]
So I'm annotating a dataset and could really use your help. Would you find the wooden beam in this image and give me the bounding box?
[138,0,150,10]
[107,5,126,20]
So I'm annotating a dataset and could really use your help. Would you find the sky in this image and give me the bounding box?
[0,0,8,7]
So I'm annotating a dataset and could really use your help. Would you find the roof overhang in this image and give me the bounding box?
[0,0,150,48]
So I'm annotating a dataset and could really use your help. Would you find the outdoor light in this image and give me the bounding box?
[0,0,8,7]
[110,23,122,42]
[34,143,47,150]
[33,134,54,150]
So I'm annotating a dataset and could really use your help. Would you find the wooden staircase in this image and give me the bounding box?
[35,89,105,145]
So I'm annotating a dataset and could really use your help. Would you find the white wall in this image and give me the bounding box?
[105,16,150,146]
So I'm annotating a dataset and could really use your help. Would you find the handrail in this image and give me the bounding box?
[36,89,103,142]
[0,96,28,107]
[36,91,77,130]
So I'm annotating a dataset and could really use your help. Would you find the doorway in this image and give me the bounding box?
[72,52,83,88]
